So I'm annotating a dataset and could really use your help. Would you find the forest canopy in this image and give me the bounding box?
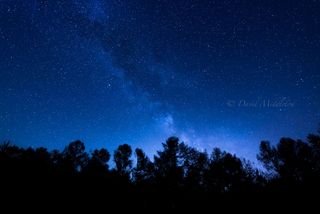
[1,131,320,209]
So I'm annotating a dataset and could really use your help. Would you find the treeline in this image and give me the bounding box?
[1,132,320,210]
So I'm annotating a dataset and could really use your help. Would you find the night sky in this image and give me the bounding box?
[1,0,320,161]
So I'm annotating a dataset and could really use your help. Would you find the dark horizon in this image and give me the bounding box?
[2,130,320,210]
[2,126,319,167]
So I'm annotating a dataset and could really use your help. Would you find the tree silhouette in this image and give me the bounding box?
[179,143,209,188]
[63,140,88,172]
[1,130,320,209]
[83,148,110,177]
[154,137,184,186]
[92,148,110,169]
[259,139,310,182]
[114,144,133,177]
[203,148,248,193]
[133,148,154,184]
[307,133,320,174]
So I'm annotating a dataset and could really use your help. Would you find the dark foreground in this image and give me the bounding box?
[1,134,320,210]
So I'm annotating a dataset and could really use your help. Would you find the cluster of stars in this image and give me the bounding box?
[0,0,319,160]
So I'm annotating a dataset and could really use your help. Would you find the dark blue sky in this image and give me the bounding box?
[1,0,319,161]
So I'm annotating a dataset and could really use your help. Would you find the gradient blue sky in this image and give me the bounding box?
[1,0,320,162]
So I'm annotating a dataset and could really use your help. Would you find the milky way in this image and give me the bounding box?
[1,0,320,162]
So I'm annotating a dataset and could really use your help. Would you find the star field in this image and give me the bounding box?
[1,0,320,161]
